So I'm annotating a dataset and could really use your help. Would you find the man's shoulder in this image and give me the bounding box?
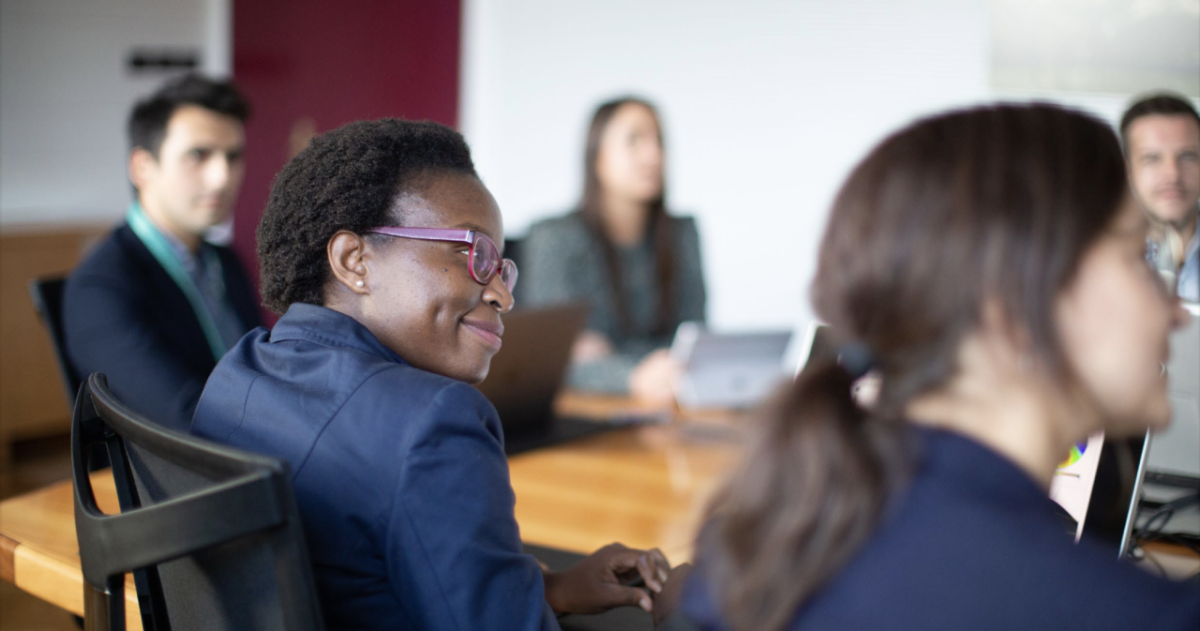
[64,223,165,307]
[71,223,147,277]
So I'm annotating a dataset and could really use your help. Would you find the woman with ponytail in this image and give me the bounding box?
[677,103,1199,630]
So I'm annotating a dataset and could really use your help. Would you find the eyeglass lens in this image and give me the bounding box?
[471,235,518,291]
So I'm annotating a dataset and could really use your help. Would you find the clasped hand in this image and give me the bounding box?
[543,542,687,624]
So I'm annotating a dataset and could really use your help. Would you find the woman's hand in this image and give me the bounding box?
[543,543,671,615]
[572,330,615,363]
[629,349,681,406]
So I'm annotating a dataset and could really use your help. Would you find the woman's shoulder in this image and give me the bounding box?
[667,213,698,227]
[528,212,589,238]
[359,363,494,415]
[667,213,701,239]
[524,213,598,263]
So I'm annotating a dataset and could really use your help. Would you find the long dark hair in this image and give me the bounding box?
[698,103,1128,631]
[579,97,677,336]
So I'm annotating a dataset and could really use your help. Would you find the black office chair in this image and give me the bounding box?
[72,372,325,631]
[29,275,82,409]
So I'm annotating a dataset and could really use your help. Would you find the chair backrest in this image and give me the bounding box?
[29,275,82,408]
[72,373,325,631]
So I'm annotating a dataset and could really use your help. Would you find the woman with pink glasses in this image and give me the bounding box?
[192,119,682,630]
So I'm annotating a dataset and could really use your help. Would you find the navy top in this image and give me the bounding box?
[63,223,262,430]
[682,427,1200,630]
[192,304,558,631]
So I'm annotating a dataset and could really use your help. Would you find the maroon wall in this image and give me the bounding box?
[232,0,461,321]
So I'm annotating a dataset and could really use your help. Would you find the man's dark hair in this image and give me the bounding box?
[127,73,250,157]
[257,118,478,313]
[1119,92,1200,151]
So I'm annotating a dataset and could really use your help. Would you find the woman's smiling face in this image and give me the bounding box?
[359,171,514,384]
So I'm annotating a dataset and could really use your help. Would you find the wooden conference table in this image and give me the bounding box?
[0,392,745,626]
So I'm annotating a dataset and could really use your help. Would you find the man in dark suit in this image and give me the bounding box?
[63,74,262,430]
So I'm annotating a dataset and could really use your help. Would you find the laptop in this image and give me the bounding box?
[476,303,620,455]
[671,322,793,409]
[1136,303,1200,539]
[795,320,836,375]
[1050,431,1150,558]
[1145,303,1200,487]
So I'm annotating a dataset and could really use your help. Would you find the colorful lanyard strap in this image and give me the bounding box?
[125,203,228,361]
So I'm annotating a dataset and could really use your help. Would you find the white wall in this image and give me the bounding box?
[460,0,1198,332]
[0,0,230,226]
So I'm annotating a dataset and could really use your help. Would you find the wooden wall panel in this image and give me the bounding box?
[0,224,108,467]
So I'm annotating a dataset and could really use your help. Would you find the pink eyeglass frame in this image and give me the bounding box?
[367,226,518,291]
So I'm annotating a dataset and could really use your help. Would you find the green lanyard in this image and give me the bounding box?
[126,203,228,361]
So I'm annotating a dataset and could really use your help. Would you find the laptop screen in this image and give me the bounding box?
[1050,433,1108,542]
[1050,431,1149,557]
[1146,303,1200,486]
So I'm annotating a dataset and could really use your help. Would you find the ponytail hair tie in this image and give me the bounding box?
[837,342,875,380]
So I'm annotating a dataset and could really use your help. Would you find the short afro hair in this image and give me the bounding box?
[257,118,477,313]
[128,73,249,157]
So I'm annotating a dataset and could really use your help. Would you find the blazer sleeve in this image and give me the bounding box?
[385,380,559,631]
[63,267,211,431]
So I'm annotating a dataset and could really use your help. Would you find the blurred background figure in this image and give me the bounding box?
[680,103,1197,630]
[1120,92,1200,303]
[62,74,262,431]
[522,97,706,405]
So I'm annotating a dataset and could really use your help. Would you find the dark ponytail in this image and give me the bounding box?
[694,103,1128,631]
[700,357,910,631]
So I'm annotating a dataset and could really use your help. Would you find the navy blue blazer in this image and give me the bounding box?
[192,304,558,631]
[63,223,261,430]
[682,427,1200,631]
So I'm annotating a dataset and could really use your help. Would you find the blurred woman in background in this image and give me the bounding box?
[522,97,706,404]
[679,103,1198,630]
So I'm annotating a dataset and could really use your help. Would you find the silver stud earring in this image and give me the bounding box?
[356,280,365,288]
